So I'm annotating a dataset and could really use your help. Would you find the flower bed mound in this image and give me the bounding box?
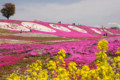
[1,19,117,38]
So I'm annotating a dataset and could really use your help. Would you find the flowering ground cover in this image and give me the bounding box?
[108,29,120,35]
[0,36,119,79]
[103,28,115,35]
[108,29,118,34]
[0,19,120,79]
[118,29,120,33]
[0,55,24,68]
[0,19,120,38]
[6,40,120,80]
[0,54,51,80]
[77,25,104,35]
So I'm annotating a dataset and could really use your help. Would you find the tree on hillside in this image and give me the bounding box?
[1,3,15,19]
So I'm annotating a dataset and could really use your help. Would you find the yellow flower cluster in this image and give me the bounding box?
[7,40,120,80]
[115,47,120,54]
[97,39,108,52]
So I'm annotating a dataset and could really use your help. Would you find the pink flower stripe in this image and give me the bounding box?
[0,55,24,68]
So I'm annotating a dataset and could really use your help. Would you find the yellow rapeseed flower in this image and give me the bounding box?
[58,49,66,58]
[97,39,108,51]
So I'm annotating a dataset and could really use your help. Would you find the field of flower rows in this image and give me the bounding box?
[0,19,120,80]
[0,36,119,79]
[4,39,120,80]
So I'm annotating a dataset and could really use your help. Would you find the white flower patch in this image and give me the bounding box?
[91,28,101,34]
[68,25,87,33]
[100,29,103,31]
[9,23,30,31]
[0,22,29,31]
[22,22,56,32]
[49,24,71,32]
[103,29,114,35]
[0,22,10,29]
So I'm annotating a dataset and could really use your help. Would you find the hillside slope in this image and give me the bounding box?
[0,19,119,38]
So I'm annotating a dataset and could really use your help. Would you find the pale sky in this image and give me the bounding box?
[0,0,120,28]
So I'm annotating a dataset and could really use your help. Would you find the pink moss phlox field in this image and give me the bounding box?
[78,25,104,35]
[1,19,120,38]
[108,29,119,34]
[0,55,23,68]
[107,40,120,55]
[0,37,120,68]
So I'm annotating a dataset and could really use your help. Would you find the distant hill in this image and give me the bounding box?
[0,19,119,38]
